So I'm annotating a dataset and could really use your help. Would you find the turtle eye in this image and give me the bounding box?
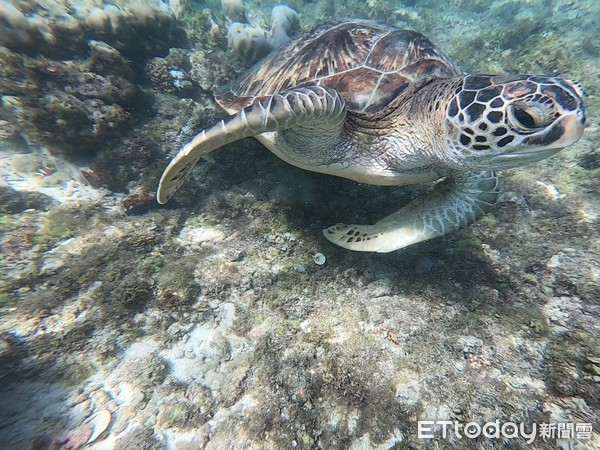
[513,106,536,128]
[508,102,554,131]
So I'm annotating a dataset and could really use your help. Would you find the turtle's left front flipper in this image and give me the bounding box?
[157,86,346,204]
[324,171,500,252]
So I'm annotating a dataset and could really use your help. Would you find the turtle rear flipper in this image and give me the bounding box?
[324,171,500,252]
[157,86,346,204]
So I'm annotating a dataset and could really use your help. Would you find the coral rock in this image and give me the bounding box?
[221,0,246,22]
[227,22,272,65]
[270,5,300,48]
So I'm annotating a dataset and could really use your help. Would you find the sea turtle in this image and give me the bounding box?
[157,20,586,252]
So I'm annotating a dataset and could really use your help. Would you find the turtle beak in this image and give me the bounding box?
[489,147,562,168]
[521,107,586,149]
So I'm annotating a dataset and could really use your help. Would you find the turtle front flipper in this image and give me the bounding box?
[157,86,346,204]
[324,171,500,252]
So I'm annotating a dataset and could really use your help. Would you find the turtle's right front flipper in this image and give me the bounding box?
[157,86,346,204]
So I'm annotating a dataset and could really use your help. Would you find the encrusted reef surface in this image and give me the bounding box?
[0,0,599,449]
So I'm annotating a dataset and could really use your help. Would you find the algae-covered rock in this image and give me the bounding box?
[0,0,187,159]
[0,0,186,60]
[227,22,272,65]
[145,48,195,94]
[545,331,600,408]
[0,44,137,157]
[0,185,54,214]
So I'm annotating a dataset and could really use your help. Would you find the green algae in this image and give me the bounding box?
[477,213,500,229]
[545,331,600,405]
[0,291,18,309]
[34,206,101,250]
[154,255,201,310]
[163,402,191,426]
[0,213,23,230]
[111,272,154,313]
[61,362,96,386]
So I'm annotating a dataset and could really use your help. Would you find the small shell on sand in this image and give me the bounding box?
[86,409,112,444]
[313,253,326,265]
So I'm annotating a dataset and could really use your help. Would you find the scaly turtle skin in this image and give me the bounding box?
[157,20,586,252]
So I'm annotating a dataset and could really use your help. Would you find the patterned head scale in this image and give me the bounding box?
[445,75,586,168]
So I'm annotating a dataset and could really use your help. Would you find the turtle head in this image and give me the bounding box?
[445,75,585,169]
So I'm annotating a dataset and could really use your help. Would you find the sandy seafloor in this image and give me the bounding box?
[0,0,599,449]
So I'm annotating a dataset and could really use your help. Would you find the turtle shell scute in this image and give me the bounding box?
[215,20,459,114]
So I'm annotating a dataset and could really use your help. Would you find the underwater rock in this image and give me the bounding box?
[270,5,300,48]
[225,3,300,65]
[0,1,187,159]
[113,424,162,449]
[0,0,186,60]
[221,0,246,22]
[91,135,162,192]
[57,424,93,450]
[0,0,67,52]
[145,48,195,94]
[0,333,25,380]
[54,410,111,450]
[187,45,242,92]
[88,40,135,79]
[0,46,135,156]
[0,144,109,204]
[122,193,159,215]
[577,149,600,170]
[0,46,40,96]
[0,185,55,214]
[32,90,133,155]
[227,22,272,65]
